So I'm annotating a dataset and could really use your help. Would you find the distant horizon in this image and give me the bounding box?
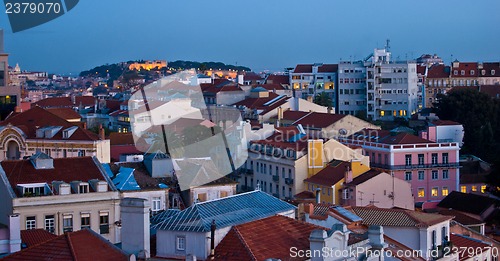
[2,0,500,75]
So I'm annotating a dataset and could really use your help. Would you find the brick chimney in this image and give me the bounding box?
[99,124,105,140]
[344,164,352,183]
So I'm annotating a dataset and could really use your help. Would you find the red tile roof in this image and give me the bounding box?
[293,64,313,73]
[109,132,135,145]
[74,96,97,107]
[0,107,100,141]
[232,92,282,109]
[214,215,325,261]
[427,64,450,79]
[250,126,310,151]
[431,208,483,226]
[1,157,110,195]
[293,64,338,74]
[265,74,289,85]
[293,112,347,129]
[346,169,382,186]
[451,62,478,78]
[20,229,57,248]
[416,65,427,75]
[243,72,264,81]
[317,64,338,73]
[348,128,433,145]
[251,83,286,91]
[348,206,454,227]
[33,97,73,108]
[450,234,491,261]
[478,62,500,77]
[46,108,82,121]
[201,82,243,93]
[431,120,461,126]
[3,229,128,261]
[304,160,352,187]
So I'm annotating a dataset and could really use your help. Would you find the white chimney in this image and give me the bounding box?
[121,198,150,259]
[9,214,21,253]
[238,74,244,85]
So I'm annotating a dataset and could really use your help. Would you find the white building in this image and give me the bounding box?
[289,63,338,108]
[337,61,367,116]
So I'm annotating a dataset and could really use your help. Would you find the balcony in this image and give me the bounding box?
[272,175,279,182]
[370,162,460,171]
[285,178,294,185]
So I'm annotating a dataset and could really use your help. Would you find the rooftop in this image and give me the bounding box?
[20,229,57,248]
[438,191,498,216]
[347,128,433,145]
[304,160,352,187]
[156,190,295,232]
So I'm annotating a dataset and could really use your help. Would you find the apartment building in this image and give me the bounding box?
[289,63,337,108]
[0,154,121,243]
[365,48,419,120]
[341,128,460,203]
[0,29,21,120]
[337,61,367,115]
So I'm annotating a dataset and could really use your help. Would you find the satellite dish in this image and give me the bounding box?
[339,128,348,136]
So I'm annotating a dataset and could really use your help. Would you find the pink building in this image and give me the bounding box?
[340,128,460,204]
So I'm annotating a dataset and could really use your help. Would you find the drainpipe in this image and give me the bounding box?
[210,219,216,259]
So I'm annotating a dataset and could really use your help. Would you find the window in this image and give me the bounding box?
[432,230,437,248]
[442,153,448,164]
[418,188,425,198]
[282,167,285,178]
[460,70,465,76]
[220,191,228,198]
[471,186,477,192]
[81,213,90,230]
[442,187,449,196]
[431,153,438,164]
[432,170,438,180]
[99,212,109,234]
[492,70,496,75]
[418,154,424,165]
[442,170,449,179]
[23,186,45,197]
[405,155,412,166]
[418,171,425,180]
[461,186,467,193]
[431,187,438,197]
[470,70,475,75]
[45,215,55,233]
[152,197,161,214]
[63,214,73,232]
[78,150,85,157]
[197,193,207,202]
[26,216,36,230]
[79,184,89,194]
[405,172,412,181]
[481,185,487,193]
[176,236,186,251]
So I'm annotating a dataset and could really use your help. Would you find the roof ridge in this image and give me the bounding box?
[66,232,78,261]
[232,226,258,261]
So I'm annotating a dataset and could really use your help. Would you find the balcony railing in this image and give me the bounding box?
[285,178,294,185]
[370,162,460,171]
[272,175,279,182]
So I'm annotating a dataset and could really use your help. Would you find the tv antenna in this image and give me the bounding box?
[385,39,391,51]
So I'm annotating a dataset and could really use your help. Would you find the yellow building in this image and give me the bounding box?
[303,159,370,204]
[129,60,167,71]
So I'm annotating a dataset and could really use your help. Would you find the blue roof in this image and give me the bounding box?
[156,190,296,232]
[102,164,114,178]
[333,206,362,222]
[288,133,306,142]
[251,87,267,92]
[151,209,181,225]
[112,167,140,191]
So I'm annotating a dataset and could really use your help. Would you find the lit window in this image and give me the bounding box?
[380,110,385,117]
[418,188,425,198]
[442,187,449,196]
[26,216,36,230]
[431,187,438,197]
[176,236,186,251]
[460,186,467,193]
[481,185,487,193]
[471,186,477,192]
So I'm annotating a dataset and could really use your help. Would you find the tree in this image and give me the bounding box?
[313,92,333,108]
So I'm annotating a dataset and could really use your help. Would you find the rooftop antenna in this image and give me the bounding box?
[385,39,391,52]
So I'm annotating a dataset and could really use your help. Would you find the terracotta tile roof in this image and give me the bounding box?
[293,112,347,129]
[2,229,128,261]
[348,206,454,227]
[416,65,427,75]
[251,83,286,91]
[202,83,243,94]
[317,64,338,73]
[304,160,351,187]
[1,157,112,195]
[347,128,433,145]
[243,72,264,81]
[293,64,338,74]
[214,215,325,261]
[431,208,483,226]
[294,191,315,199]
[104,100,122,112]
[265,74,289,85]
[46,108,82,121]
[438,191,497,216]
[33,97,73,108]
[273,110,309,121]
[109,132,135,145]
[74,96,97,107]
[479,85,500,98]
[346,169,382,186]
[478,62,500,77]
[0,107,100,141]
[20,229,57,248]
[427,64,450,79]
[451,62,478,78]
[293,64,313,73]
[450,234,491,261]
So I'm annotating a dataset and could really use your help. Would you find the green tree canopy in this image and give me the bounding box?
[313,92,333,108]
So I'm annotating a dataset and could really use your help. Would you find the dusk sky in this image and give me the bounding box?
[1,0,500,74]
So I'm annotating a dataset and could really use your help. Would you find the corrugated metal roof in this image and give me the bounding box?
[156,190,296,232]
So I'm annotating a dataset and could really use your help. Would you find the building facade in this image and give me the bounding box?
[289,63,337,108]
[337,61,367,116]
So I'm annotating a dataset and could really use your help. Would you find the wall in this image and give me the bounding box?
[121,190,168,213]
[216,91,246,105]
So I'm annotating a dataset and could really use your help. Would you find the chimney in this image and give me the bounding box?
[237,74,244,85]
[9,214,21,253]
[120,198,150,259]
[368,225,387,250]
[99,124,105,140]
[344,164,352,183]
[209,220,216,259]
[309,224,349,261]
[304,203,314,217]
[83,122,87,129]
[277,107,283,127]
[315,188,321,204]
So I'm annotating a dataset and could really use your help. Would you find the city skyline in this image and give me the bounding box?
[1,0,500,74]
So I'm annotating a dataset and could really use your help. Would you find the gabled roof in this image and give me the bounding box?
[304,160,351,187]
[427,64,450,79]
[416,65,427,75]
[346,169,383,186]
[214,215,324,261]
[451,62,478,78]
[318,64,338,73]
[0,107,100,141]
[347,128,433,145]
[33,97,73,108]
[109,132,135,145]
[46,108,82,121]
[156,190,296,232]
[2,229,129,261]
[292,64,338,74]
[265,74,289,85]
[293,64,313,73]
[1,157,113,196]
[292,112,347,129]
[438,191,497,215]
[243,72,264,81]
[348,206,453,228]
[20,229,57,248]
[150,209,181,225]
[450,234,492,261]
